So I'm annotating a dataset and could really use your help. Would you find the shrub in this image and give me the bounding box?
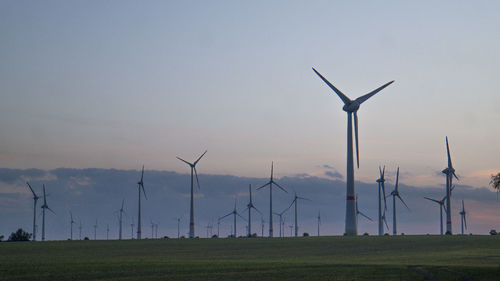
[489,229,497,235]
[363,232,369,236]
[7,228,31,242]
[303,233,309,237]
[84,237,89,240]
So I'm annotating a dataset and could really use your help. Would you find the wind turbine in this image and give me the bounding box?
[69,211,75,240]
[376,166,388,236]
[273,208,288,238]
[260,217,265,237]
[26,182,40,241]
[177,150,207,238]
[175,217,182,238]
[317,211,321,236]
[313,68,394,236]
[106,224,110,240]
[94,219,98,240]
[150,219,156,239]
[390,167,409,235]
[116,199,126,240]
[442,136,458,234]
[424,195,447,235]
[78,220,82,240]
[257,162,287,237]
[283,192,311,237]
[356,194,373,222]
[216,218,220,237]
[130,216,135,239]
[40,184,55,241]
[459,200,467,235]
[136,165,147,239]
[219,199,246,237]
[245,184,262,236]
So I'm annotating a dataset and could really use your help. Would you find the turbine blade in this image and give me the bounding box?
[256,182,270,190]
[383,215,389,230]
[453,172,459,180]
[194,150,207,165]
[398,195,410,210]
[312,68,351,104]
[121,199,125,210]
[395,167,400,191]
[252,206,263,215]
[446,136,452,168]
[381,182,387,210]
[47,206,56,215]
[284,199,295,213]
[354,80,395,105]
[43,184,47,204]
[141,165,144,182]
[141,185,147,200]
[26,182,37,198]
[219,212,232,220]
[354,111,360,168]
[194,167,201,189]
[176,156,193,166]
[237,212,247,221]
[358,211,373,221]
[424,197,441,204]
[464,213,467,229]
[272,181,288,193]
[297,196,311,201]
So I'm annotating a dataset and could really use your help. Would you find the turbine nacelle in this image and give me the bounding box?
[342,101,360,113]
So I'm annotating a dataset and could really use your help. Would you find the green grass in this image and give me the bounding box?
[1,235,499,280]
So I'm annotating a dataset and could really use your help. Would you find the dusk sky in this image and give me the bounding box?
[1,1,499,238]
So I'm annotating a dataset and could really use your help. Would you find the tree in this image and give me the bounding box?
[8,228,31,242]
[490,173,500,195]
[0,235,4,242]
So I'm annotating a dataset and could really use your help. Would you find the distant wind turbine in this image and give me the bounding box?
[376,166,388,236]
[317,211,321,237]
[130,216,135,239]
[312,67,394,236]
[283,192,311,237]
[69,211,75,240]
[459,200,467,235]
[94,219,98,240]
[219,199,246,237]
[106,224,110,240]
[78,220,82,240]
[136,165,147,239]
[177,150,207,238]
[116,199,126,240]
[40,184,55,241]
[257,162,287,237]
[26,182,40,241]
[442,137,458,235]
[424,195,447,235]
[390,167,409,235]
[260,217,265,237]
[175,217,181,239]
[245,184,262,236]
[273,208,288,238]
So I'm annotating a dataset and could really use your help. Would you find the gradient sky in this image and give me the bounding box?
[1,0,500,190]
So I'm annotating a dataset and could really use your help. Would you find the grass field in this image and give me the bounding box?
[1,235,499,281]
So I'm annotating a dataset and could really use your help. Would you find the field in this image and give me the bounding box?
[1,235,499,281]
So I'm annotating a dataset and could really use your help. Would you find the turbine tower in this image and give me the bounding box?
[376,166,388,236]
[69,211,75,240]
[245,184,262,236]
[40,184,55,241]
[442,137,458,234]
[284,192,311,237]
[26,182,40,241]
[177,150,207,238]
[136,165,147,239]
[312,68,394,236]
[257,162,287,237]
[116,199,126,240]
[78,220,82,240]
[424,195,447,235]
[459,200,467,235]
[219,199,246,237]
[390,167,409,235]
[273,208,288,238]
[175,217,181,239]
[130,217,135,239]
[94,219,98,240]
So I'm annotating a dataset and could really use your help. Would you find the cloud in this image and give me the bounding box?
[324,170,343,180]
[323,165,334,170]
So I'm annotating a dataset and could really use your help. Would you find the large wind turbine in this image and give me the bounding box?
[245,184,262,236]
[442,137,458,234]
[40,184,55,241]
[390,167,409,235]
[136,166,147,239]
[69,211,75,240]
[26,182,40,241]
[313,68,394,236]
[459,200,467,235]
[376,166,388,236]
[219,199,246,237]
[257,162,287,237]
[424,195,447,235]
[177,150,207,238]
[283,192,311,237]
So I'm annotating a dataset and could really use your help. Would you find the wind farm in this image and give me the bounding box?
[2,1,500,280]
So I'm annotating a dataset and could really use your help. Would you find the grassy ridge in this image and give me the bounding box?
[1,235,499,280]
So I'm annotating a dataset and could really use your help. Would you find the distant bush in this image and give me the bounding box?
[401,233,405,236]
[211,235,218,238]
[84,237,89,240]
[8,228,31,242]
[0,235,4,242]
[363,232,369,236]
[180,235,185,239]
[489,229,497,235]
[303,233,309,237]
[163,236,169,239]
[384,233,389,236]
[445,231,452,235]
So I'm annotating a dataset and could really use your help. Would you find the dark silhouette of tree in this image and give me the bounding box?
[8,228,31,242]
[490,173,500,195]
[0,235,4,241]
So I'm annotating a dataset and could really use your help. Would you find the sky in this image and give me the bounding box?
[0,1,499,238]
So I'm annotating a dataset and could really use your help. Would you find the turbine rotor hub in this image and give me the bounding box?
[342,101,360,112]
